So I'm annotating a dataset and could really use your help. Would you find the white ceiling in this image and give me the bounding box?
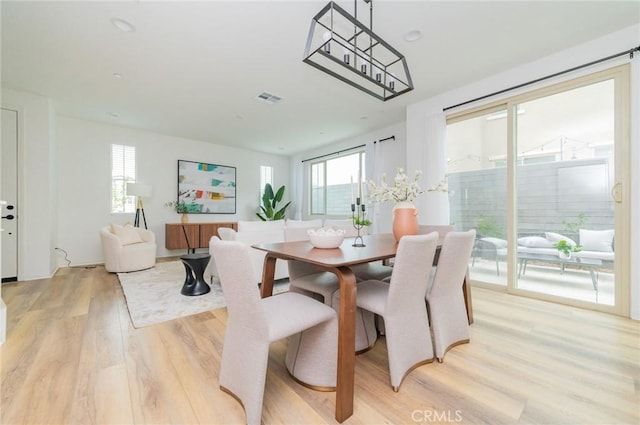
[2,1,639,156]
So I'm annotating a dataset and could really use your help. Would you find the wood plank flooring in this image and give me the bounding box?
[1,263,638,424]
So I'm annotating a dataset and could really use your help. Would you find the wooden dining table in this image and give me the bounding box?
[253,233,473,423]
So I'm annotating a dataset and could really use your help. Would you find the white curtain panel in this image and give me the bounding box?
[365,140,382,234]
[292,160,305,219]
[422,112,450,225]
[368,136,406,233]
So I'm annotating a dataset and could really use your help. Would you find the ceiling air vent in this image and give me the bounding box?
[255,92,282,104]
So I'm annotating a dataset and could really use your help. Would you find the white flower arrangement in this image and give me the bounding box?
[367,168,424,203]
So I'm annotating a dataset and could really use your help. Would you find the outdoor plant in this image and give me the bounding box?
[476,214,503,238]
[256,183,291,221]
[562,212,587,235]
[554,239,582,257]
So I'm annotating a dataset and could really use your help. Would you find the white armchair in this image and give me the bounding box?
[99,225,157,273]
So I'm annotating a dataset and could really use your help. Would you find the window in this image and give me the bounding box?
[310,151,365,216]
[111,144,136,213]
[260,165,274,200]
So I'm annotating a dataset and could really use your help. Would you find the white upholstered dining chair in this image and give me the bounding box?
[426,229,476,362]
[355,232,439,391]
[418,224,454,238]
[284,227,378,352]
[210,237,338,425]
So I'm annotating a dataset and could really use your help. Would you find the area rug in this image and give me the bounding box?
[117,261,289,328]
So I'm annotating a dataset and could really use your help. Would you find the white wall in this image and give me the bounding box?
[2,89,57,280]
[56,116,290,267]
[406,24,640,318]
[290,122,406,233]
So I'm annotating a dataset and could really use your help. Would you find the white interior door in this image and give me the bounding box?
[1,108,18,282]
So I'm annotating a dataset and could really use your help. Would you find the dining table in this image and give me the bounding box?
[253,233,473,423]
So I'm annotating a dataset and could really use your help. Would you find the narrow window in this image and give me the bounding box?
[111,144,136,213]
[260,165,274,200]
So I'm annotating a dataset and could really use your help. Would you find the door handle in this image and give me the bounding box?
[610,182,622,203]
[1,214,14,220]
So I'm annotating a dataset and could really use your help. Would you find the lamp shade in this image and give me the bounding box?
[126,182,153,198]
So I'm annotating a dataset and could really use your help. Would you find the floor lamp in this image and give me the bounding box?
[126,183,153,229]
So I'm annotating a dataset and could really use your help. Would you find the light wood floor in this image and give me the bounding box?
[1,263,639,425]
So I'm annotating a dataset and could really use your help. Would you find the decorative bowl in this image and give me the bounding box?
[307,227,346,249]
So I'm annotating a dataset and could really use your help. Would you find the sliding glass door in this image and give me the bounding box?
[446,65,629,314]
[514,78,618,306]
[447,107,508,287]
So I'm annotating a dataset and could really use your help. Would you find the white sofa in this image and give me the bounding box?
[516,230,614,263]
[516,230,614,290]
[205,218,363,284]
[100,224,157,273]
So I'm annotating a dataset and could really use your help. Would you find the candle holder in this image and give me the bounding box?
[351,197,366,247]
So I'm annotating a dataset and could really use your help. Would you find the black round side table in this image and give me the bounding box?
[180,253,211,296]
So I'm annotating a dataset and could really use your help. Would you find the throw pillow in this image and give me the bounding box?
[111,223,143,245]
[481,237,508,249]
[545,232,577,247]
[579,229,614,252]
[517,236,554,248]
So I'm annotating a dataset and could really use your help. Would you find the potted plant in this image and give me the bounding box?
[256,183,291,221]
[554,239,582,259]
[165,200,189,223]
[367,168,423,241]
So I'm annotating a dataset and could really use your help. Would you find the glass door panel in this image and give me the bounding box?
[447,108,508,287]
[515,79,616,306]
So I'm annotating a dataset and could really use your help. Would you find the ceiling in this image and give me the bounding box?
[2,1,639,156]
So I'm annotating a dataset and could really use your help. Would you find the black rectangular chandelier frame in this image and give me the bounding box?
[303,1,414,101]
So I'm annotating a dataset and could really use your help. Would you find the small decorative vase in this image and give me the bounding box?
[181,213,189,224]
[392,201,419,242]
[558,251,571,260]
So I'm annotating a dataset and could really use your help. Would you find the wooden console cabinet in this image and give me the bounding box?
[165,222,237,250]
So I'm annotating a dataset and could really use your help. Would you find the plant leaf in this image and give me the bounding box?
[273,201,291,220]
[264,183,274,200]
[274,186,285,202]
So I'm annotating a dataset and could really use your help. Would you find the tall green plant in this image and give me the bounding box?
[562,212,587,235]
[476,214,503,238]
[256,183,291,221]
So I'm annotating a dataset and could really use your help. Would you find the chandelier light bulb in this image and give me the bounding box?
[323,31,331,54]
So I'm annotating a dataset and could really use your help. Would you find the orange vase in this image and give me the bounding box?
[181,213,189,224]
[392,202,419,242]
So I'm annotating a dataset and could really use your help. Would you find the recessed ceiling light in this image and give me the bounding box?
[111,17,136,33]
[113,73,122,79]
[404,30,422,42]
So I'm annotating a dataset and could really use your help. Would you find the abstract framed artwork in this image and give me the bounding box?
[177,160,236,214]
